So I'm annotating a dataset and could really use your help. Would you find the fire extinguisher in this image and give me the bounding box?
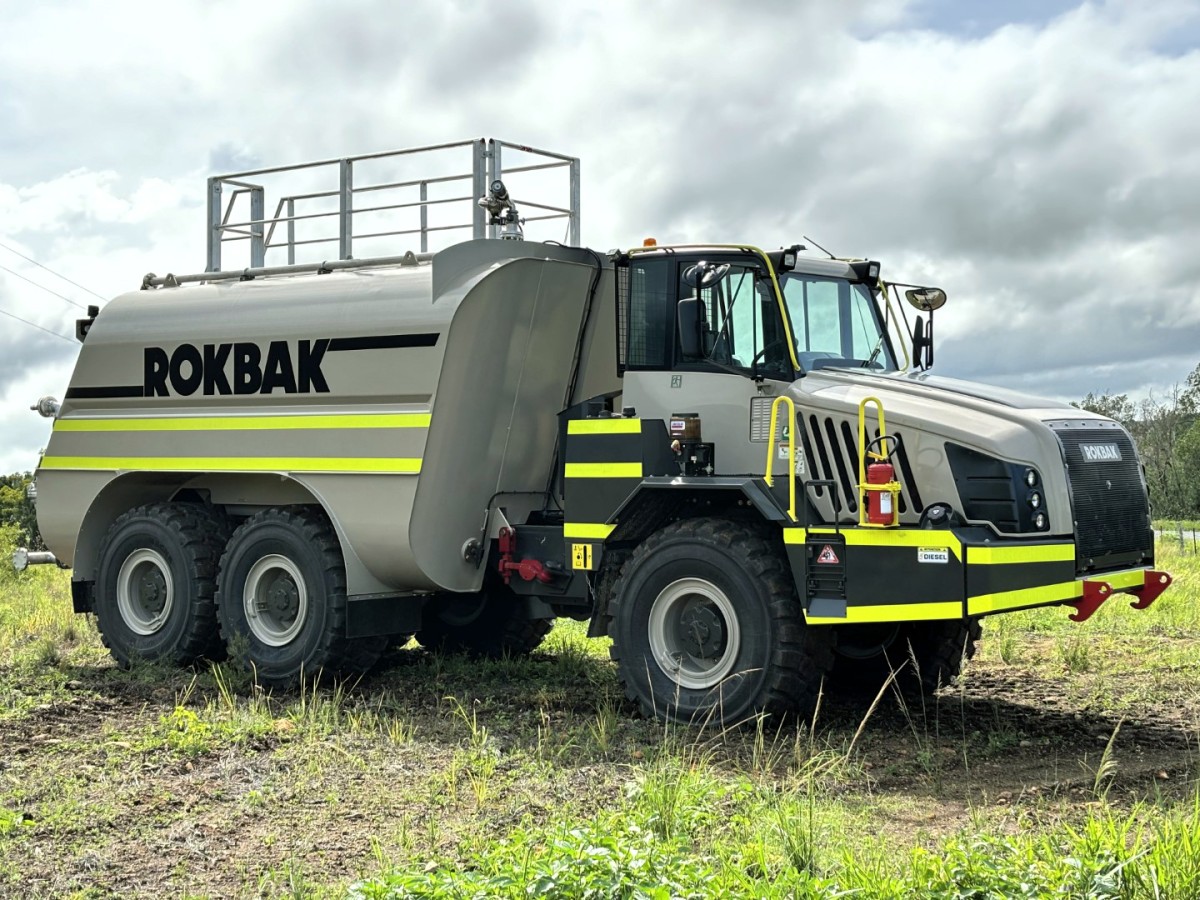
[864,435,900,526]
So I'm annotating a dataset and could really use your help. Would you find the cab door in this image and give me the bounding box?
[619,254,797,477]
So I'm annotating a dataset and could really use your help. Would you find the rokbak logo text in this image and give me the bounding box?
[144,341,329,396]
[1080,443,1122,462]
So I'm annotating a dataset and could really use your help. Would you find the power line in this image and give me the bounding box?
[0,238,107,302]
[0,262,88,311]
[0,306,74,343]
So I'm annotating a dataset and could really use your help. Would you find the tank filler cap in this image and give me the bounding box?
[30,396,60,418]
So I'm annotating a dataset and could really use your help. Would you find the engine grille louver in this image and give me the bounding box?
[801,414,920,517]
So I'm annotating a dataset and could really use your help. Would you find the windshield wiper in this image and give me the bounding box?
[862,334,885,368]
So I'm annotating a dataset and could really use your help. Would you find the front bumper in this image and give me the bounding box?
[783,526,1170,625]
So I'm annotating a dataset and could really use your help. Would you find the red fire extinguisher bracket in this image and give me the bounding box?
[857,396,902,528]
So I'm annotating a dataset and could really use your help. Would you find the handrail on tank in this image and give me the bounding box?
[764,395,797,522]
[206,138,581,272]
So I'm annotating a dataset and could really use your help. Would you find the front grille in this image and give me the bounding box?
[801,415,921,516]
[1048,420,1153,572]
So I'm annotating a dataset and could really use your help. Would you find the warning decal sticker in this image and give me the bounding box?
[571,543,595,570]
[816,545,840,565]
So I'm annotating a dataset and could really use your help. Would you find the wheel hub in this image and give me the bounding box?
[678,603,726,659]
[137,569,167,611]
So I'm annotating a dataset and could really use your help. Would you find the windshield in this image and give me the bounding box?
[778,273,898,372]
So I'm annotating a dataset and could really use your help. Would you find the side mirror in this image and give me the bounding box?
[912,314,934,370]
[905,287,946,311]
[678,297,702,359]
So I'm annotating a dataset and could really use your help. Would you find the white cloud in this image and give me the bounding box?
[1,0,1199,472]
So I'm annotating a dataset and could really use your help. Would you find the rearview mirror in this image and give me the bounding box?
[682,261,729,290]
[677,297,702,358]
[905,287,947,311]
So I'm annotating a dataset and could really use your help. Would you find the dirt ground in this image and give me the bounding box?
[1,635,1197,898]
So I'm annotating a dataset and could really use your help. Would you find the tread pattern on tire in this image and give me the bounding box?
[914,617,982,693]
[417,591,552,659]
[215,506,386,685]
[96,502,229,666]
[607,517,834,721]
[830,617,983,697]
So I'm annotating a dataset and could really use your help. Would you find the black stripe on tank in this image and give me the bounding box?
[65,385,145,399]
[327,333,439,352]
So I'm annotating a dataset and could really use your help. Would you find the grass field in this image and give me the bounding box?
[1,532,1199,897]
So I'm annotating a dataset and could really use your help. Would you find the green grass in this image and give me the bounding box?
[350,798,1200,899]
[1,530,1199,897]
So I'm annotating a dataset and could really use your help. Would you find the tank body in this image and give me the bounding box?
[37,240,617,597]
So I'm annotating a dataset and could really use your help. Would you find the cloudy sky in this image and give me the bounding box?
[2,0,1199,473]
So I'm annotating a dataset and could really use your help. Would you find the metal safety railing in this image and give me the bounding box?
[205,138,581,272]
[764,395,798,522]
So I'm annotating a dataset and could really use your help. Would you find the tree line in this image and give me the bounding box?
[3,368,1199,551]
[0,472,41,551]
[1075,363,1200,521]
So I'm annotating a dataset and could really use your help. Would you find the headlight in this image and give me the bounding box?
[1028,491,1042,509]
[1024,468,1038,488]
[1033,511,1048,530]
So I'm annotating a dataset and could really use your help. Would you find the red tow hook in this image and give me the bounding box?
[1068,569,1173,622]
[1069,580,1111,622]
[496,526,553,586]
[1130,570,1172,610]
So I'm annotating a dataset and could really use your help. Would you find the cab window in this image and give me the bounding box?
[780,274,896,371]
[680,263,791,377]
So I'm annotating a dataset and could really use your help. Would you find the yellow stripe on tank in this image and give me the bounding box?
[564,462,643,478]
[39,456,422,474]
[53,413,431,432]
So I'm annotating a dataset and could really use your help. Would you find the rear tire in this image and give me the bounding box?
[215,508,385,686]
[95,502,228,667]
[417,583,551,658]
[608,518,833,725]
[829,618,982,696]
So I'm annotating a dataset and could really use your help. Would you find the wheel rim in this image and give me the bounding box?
[648,577,741,690]
[116,548,174,635]
[243,554,308,647]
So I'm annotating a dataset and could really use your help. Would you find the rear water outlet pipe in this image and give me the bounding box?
[12,548,59,572]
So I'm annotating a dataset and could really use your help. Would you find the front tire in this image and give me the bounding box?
[94,503,228,667]
[829,618,982,696]
[417,582,551,658]
[608,518,832,725]
[215,508,385,686]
